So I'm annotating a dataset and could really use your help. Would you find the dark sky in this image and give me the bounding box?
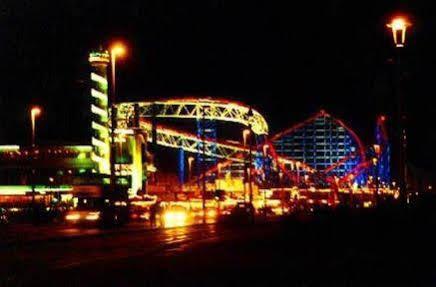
[0,1,435,170]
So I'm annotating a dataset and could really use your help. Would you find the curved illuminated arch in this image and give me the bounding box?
[271,110,367,175]
[115,98,269,135]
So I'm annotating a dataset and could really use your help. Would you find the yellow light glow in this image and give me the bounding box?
[388,17,407,31]
[31,106,42,117]
[65,213,80,221]
[111,43,127,57]
[163,210,187,228]
[206,209,217,218]
[85,212,100,221]
[373,144,381,155]
[387,16,411,48]
[363,201,372,208]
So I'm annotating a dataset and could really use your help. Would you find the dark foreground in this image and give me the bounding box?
[1,207,436,287]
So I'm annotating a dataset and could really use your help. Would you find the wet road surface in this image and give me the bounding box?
[2,209,436,286]
[1,222,281,286]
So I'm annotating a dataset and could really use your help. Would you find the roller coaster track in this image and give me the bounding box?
[138,121,247,162]
[114,98,270,164]
[113,99,363,184]
[115,98,269,135]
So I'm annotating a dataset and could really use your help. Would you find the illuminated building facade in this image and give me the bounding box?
[89,50,111,175]
[0,145,95,186]
[272,111,366,184]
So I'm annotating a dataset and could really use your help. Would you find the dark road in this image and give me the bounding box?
[1,222,281,286]
[2,210,436,287]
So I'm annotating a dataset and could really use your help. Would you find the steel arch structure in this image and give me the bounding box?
[138,121,248,162]
[115,98,269,135]
[112,98,319,189]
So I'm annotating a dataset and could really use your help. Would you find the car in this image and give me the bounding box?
[227,202,255,224]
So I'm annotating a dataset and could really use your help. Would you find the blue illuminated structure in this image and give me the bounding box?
[271,111,367,185]
[178,148,185,184]
[374,116,391,185]
[196,117,217,181]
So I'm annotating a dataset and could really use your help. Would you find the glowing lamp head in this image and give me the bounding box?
[373,144,381,155]
[242,129,251,145]
[387,16,411,48]
[262,144,269,156]
[110,43,127,57]
[217,163,223,173]
[188,156,195,167]
[31,106,42,118]
[295,161,301,169]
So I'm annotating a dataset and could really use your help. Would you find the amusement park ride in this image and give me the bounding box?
[87,49,396,206]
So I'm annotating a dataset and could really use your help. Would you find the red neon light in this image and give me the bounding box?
[270,110,367,179]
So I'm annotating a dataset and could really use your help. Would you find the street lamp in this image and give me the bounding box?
[30,106,42,147]
[295,161,301,184]
[245,108,254,205]
[387,16,411,205]
[188,156,195,181]
[279,170,284,215]
[110,42,127,99]
[29,105,41,223]
[262,144,269,156]
[387,16,411,48]
[217,162,223,190]
[109,42,127,192]
[242,129,251,147]
[373,144,382,205]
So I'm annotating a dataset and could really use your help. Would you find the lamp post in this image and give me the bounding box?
[188,156,195,182]
[246,108,254,205]
[373,144,382,205]
[201,106,207,224]
[387,16,411,205]
[30,106,41,223]
[109,42,127,193]
[30,106,42,147]
[279,170,284,215]
[217,162,223,190]
[242,128,250,202]
[295,161,301,185]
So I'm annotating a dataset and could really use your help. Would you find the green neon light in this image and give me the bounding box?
[92,137,109,153]
[77,152,87,160]
[63,145,93,152]
[0,145,20,152]
[89,52,110,63]
[91,104,108,120]
[91,72,108,86]
[0,185,73,195]
[92,121,109,135]
[91,88,108,103]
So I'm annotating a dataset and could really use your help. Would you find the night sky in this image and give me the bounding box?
[0,1,435,171]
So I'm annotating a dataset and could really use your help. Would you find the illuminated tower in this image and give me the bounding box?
[89,50,110,175]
